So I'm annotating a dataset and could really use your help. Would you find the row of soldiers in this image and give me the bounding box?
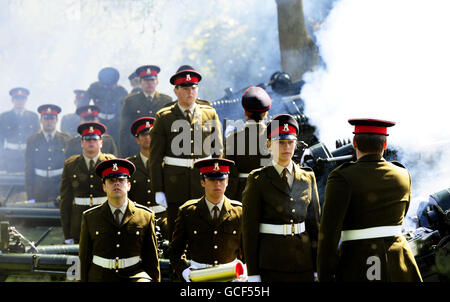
[1,64,423,282]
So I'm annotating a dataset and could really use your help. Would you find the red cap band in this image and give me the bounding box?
[40,109,59,115]
[199,166,230,174]
[136,123,152,134]
[174,76,199,86]
[79,110,99,118]
[268,125,297,139]
[101,166,130,179]
[354,125,387,135]
[138,70,158,77]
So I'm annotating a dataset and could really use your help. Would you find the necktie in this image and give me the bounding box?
[114,209,121,226]
[212,206,219,222]
[281,168,289,187]
[185,109,192,123]
[89,159,95,172]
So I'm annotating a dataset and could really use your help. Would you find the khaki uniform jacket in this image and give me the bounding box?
[242,163,321,280]
[25,131,71,203]
[59,152,116,242]
[64,134,118,159]
[79,199,160,282]
[225,121,271,201]
[149,100,223,205]
[126,154,155,208]
[168,196,243,278]
[119,91,172,157]
[317,154,422,282]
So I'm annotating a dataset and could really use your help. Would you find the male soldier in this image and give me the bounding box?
[79,158,160,282]
[60,90,89,136]
[87,67,128,144]
[128,71,142,94]
[64,103,118,158]
[242,114,321,282]
[126,117,168,239]
[119,65,172,157]
[25,105,71,203]
[225,86,272,201]
[168,158,244,282]
[60,122,116,244]
[149,65,223,241]
[317,118,423,282]
[0,87,40,173]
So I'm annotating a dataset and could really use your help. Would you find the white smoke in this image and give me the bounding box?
[301,0,450,215]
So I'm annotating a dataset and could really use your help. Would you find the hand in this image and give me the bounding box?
[64,238,75,244]
[182,267,191,282]
[247,275,261,282]
[155,192,168,208]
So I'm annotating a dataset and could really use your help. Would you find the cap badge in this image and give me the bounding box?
[47,107,52,113]
[186,74,191,81]
[146,121,150,128]
[18,90,24,96]
[146,68,151,75]
[213,162,220,171]
[87,108,92,114]
[89,126,94,133]
[283,124,289,132]
[112,163,119,171]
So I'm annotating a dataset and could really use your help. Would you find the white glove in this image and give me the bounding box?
[64,239,75,244]
[27,199,36,204]
[247,275,261,282]
[182,267,191,282]
[155,192,168,208]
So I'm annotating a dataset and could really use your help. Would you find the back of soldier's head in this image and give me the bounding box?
[354,134,386,154]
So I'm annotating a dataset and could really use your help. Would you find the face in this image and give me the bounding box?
[201,177,228,202]
[41,116,57,133]
[81,137,103,155]
[268,139,296,164]
[135,132,151,150]
[103,177,131,200]
[140,78,158,94]
[174,85,198,108]
[12,97,27,111]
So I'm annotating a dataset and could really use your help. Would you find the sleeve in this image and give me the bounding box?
[241,172,262,276]
[149,114,166,193]
[24,135,35,200]
[211,111,223,158]
[317,169,351,282]
[78,213,92,282]
[306,172,321,272]
[167,207,190,278]
[59,161,74,239]
[143,212,161,282]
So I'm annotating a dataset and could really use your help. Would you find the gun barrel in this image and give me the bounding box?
[316,154,354,163]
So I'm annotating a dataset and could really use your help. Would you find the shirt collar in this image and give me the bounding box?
[272,160,293,176]
[83,153,100,167]
[143,91,155,99]
[177,102,196,115]
[140,152,149,164]
[205,197,224,213]
[109,199,129,215]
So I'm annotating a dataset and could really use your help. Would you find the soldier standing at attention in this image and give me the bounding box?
[64,103,118,158]
[60,122,116,244]
[317,118,422,282]
[168,158,244,282]
[0,87,40,173]
[128,71,142,94]
[119,65,172,158]
[25,104,71,203]
[79,158,160,282]
[225,86,272,201]
[149,65,223,241]
[242,114,321,282]
[60,90,89,136]
[126,117,168,239]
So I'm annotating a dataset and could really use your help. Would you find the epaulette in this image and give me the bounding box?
[299,166,314,172]
[334,161,355,171]
[126,155,138,161]
[65,154,80,164]
[83,203,103,215]
[134,202,154,213]
[196,99,212,106]
[179,198,201,210]
[390,161,406,169]
[228,199,242,207]
[103,153,116,160]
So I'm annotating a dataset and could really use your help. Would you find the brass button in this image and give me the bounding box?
[116,257,119,260]
[136,231,140,235]
[147,201,151,205]
[117,231,121,235]
[290,197,294,201]
[35,148,39,151]
[48,158,51,161]
[90,194,93,197]
[133,180,137,183]
[214,245,218,249]
[73,175,77,178]
[115,270,119,273]
[90,184,94,188]
[90,175,94,178]
[291,209,296,213]
[214,260,218,265]
[147,190,151,193]
[193,231,197,235]
[213,230,218,235]
[233,230,237,235]
[147,179,150,183]
[95,231,99,235]
[290,219,294,223]
[116,244,120,248]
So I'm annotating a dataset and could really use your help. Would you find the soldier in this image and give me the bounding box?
[225,86,272,201]
[126,117,168,240]
[64,104,118,158]
[242,114,321,282]
[168,158,244,282]
[25,104,71,203]
[149,65,223,241]
[317,118,423,282]
[79,158,160,282]
[60,122,116,244]
[128,71,142,94]
[60,90,89,136]
[86,67,128,144]
[0,87,40,173]
[119,65,172,157]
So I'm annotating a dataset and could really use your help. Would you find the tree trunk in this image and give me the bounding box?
[276,0,318,82]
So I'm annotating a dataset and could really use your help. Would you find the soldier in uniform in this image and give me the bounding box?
[119,65,172,158]
[79,158,160,282]
[317,119,423,282]
[128,71,142,94]
[149,65,223,241]
[126,117,168,240]
[0,87,40,173]
[64,104,118,158]
[225,86,272,201]
[25,105,71,203]
[60,122,116,244]
[86,67,128,144]
[168,158,244,282]
[242,114,321,282]
[60,90,89,136]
